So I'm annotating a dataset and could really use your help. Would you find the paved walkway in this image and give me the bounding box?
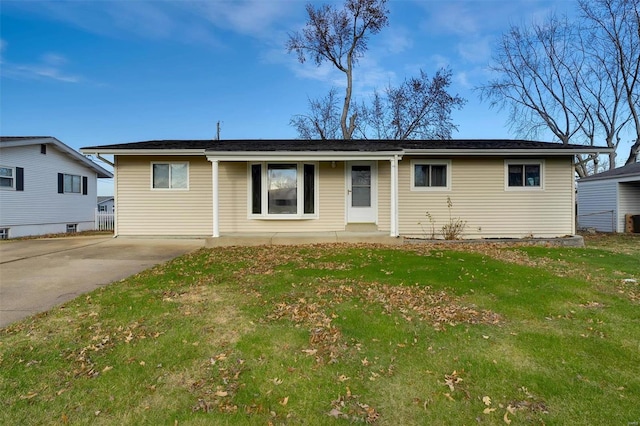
[0,236,204,328]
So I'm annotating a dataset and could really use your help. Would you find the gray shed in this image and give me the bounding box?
[577,162,640,232]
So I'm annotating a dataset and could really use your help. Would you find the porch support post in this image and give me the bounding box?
[390,155,399,237]
[210,159,220,238]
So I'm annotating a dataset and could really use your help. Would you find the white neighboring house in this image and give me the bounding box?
[0,136,113,239]
[97,196,114,213]
[577,162,640,232]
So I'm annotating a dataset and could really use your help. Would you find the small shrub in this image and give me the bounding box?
[441,197,467,240]
[419,212,437,239]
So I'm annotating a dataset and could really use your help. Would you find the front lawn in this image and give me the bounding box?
[1,235,639,425]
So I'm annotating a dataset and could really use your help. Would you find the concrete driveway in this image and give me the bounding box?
[0,236,204,328]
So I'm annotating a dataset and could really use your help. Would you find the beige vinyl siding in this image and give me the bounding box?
[377,161,390,232]
[219,161,346,233]
[115,156,212,236]
[398,156,575,238]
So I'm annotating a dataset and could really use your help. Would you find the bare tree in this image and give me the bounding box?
[290,88,342,139]
[357,69,465,140]
[478,0,640,174]
[287,0,389,140]
[580,0,640,165]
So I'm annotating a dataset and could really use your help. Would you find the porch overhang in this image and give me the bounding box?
[205,150,403,162]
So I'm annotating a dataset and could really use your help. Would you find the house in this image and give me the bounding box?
[80,139,608,242]
[97,196,115,212]
[0,136,113,239]
[577,162,640,232]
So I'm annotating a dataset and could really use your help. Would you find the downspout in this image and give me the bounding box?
[210,159,220,237]
[390,155,399,237]
[96,154,114,168]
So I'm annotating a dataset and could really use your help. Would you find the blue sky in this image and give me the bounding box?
[1,0,592,195]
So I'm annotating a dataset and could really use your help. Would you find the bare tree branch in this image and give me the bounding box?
[287,0,389,140]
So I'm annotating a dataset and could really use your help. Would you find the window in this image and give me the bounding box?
[64,174,81,193]
[506,161,543,189]
[411,160,451,191]
[41,144,47,154]
[152,162,188,189]
[58,173,87,194]
[250,162,317,218]
[98,205,107,212]
[1,166,24,191]
[66,224,78,233]
[0,228,9,240]
[0,166,14,189]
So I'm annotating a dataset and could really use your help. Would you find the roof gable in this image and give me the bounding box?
[2,136,113,178]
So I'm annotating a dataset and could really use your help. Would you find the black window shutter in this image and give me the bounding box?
[16,167,24,191]
[82,176,88,195]
[58,173,64,193]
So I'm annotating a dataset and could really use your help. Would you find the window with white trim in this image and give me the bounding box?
[505,160,543,189]
[64,174,82,193]
[250,162,317,218]
[66,224,78,233]
[0,228,9,240]
[0,166,15,189]
[57,173,87,195]
[152,162,188,189]
[411,160,451,191]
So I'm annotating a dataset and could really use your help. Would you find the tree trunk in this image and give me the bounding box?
[624,139,640,165]
[341,52,354,140]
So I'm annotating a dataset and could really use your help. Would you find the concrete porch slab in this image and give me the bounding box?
[205,232,403,247]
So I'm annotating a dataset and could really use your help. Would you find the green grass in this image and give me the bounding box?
[1,235,639,425]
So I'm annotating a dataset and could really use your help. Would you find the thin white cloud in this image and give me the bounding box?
[457,35,492,63]
[2,0,296,49]
[191,0,294,37]
[378,27,413,55]
[16,63,80,83]
[0,42,81,83]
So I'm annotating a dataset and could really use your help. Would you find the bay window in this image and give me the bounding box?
[250,162,317,218]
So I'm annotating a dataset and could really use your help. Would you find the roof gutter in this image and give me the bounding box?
[79,148,207,156]
[404,147,615,156]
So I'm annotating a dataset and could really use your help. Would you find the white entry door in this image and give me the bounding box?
[347,162,377,223]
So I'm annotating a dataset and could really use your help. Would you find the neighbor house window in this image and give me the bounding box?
[506,160,543,189]
[0,166,15,189]
[57,173,87,194]
[0,228,9,240]
[250,162,317,218]
[66,224,78,233]
[64,174,81,193]
[152,162,188,189]
[411,160,451,191]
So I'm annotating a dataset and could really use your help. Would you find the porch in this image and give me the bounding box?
[205,231,403,247]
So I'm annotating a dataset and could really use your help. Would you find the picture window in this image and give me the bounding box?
[250,162,316,218]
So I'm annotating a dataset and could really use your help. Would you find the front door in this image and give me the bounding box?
[347,162,377,223]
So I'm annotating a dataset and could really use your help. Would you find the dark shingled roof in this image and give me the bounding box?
[579,161,640,182]
[1,136,52,143]
[81,139,605,152]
